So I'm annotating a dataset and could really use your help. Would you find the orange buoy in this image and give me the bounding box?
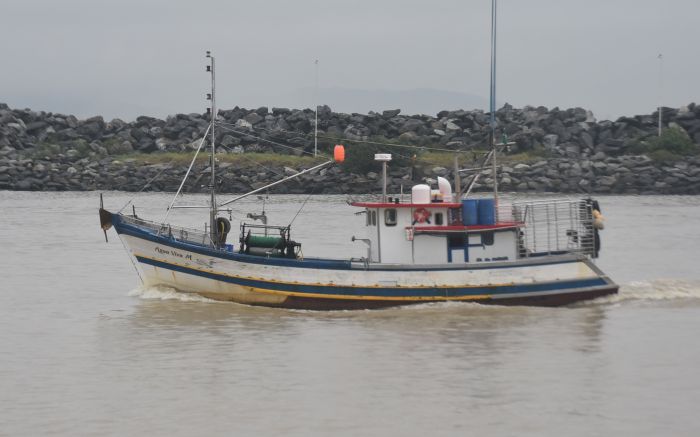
[334,145,345,163]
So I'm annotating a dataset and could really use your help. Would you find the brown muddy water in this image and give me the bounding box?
[1,192,699,436]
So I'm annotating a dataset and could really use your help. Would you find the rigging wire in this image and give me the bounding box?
[216,122,328,158]
[288,192,314,228]
[117,164,173,213]
[161,123,211,225]
[216,119,491,155]
[316,135,489,155]
[215,143,286,180]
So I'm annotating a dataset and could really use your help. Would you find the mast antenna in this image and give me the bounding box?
[657,53,663,137]
[314,59,319,157]
[206,50,218,246]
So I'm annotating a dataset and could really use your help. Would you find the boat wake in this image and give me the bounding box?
[127,279,700,309]
[584,279,700,306]
[128,285,215,303]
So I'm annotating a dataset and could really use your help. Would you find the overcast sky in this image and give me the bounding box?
[1,0,698,121]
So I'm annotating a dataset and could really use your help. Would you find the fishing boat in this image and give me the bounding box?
[98,4,618,309]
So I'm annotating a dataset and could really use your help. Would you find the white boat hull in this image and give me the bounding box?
[113,217,617,309]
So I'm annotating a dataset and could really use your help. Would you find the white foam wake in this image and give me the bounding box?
[127,280,700,308]
[589,279,700,305]
[128,285,215,303]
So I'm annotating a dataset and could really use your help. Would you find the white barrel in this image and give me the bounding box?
[411,184,431,204]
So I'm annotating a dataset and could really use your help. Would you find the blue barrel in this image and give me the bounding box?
[462,199,479,226]
[477,198,496,225]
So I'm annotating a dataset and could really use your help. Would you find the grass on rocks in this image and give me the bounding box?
[114,148,550,171]
[115,151,327,168]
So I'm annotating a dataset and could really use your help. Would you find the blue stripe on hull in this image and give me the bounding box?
[135,255,608,299]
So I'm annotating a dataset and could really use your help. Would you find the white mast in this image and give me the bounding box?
[314,59,319,157]
[206,51,217,245]
[657,53,663,137]
[490,0,499,208]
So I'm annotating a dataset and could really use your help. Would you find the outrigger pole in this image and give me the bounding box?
[218,159,335,207]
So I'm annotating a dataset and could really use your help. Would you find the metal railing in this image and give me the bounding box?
[507,199,596,258]
[119,214,213,247]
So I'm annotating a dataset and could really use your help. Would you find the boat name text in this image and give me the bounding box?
[155,246,192,260]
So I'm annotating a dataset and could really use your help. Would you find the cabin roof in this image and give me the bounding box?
[410,222,523,232]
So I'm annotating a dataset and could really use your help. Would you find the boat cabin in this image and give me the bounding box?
[351,179,521,265]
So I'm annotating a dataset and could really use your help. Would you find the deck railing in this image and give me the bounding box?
[506,199,596,258]
[119,214,213,247]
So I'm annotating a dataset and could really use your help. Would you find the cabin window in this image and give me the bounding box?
[371,210,377,226]
[435,212,444,226]
[384,209,397,226]
[448,208,462,225]
[482,231,494,246]
[448,234,466,248]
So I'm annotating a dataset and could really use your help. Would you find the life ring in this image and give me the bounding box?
[413,207,431,224]
[215,217,231,246]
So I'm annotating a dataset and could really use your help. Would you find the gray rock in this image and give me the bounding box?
[543,134,559,150]
[580,132,594,149]
[565,144,580,157]
[399,132,419,142]
[272,107,290,115]
[244,113,263,125]
[235,119,253,129]
[15,179,32,190]
[220,135,240,147]
[155,138,169,151]
[445,121,461,131]
[598,175,616,186]
[344,125,369,141]
[382,109,401,118]
[431,166,448,177]
[400,118,424,133]
[25,121,47,133]
[149,126,162,137]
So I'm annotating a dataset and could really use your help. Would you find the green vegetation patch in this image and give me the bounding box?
[117,151,326,168]
[628,126,699,162]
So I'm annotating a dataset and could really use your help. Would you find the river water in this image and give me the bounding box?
[1,191,699,436]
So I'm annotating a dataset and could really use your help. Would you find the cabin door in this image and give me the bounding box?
[447,234,467,263]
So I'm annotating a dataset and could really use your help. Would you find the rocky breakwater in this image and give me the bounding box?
[1,101,700,194]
